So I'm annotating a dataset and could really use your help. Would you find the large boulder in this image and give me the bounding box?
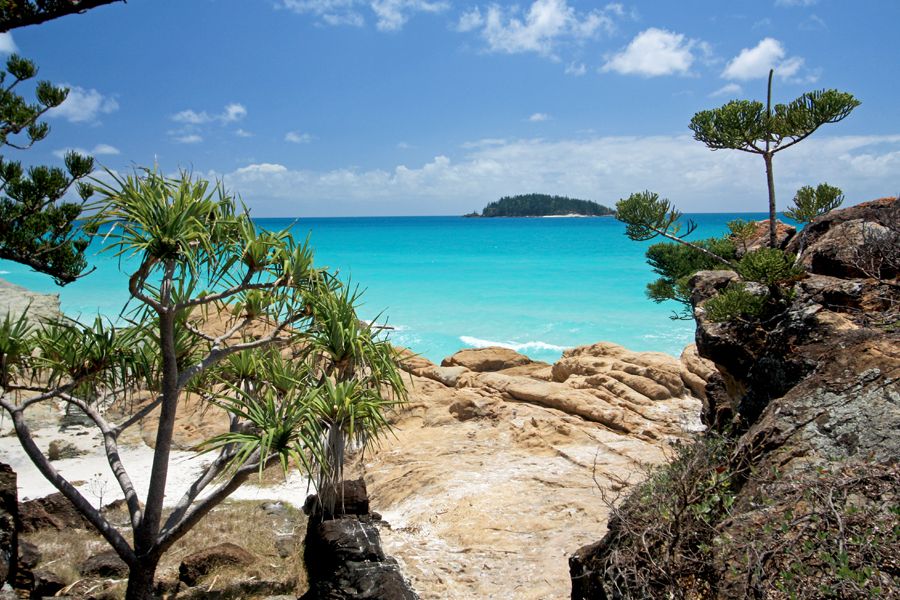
[441,347,533,372]
[80,550,128,578]
[733,219,796,257]
[178,543,256,586]
[0,279,62,324]
[19,492,92,533]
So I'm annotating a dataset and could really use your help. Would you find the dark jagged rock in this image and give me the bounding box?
[0,463,17,587]
[301,479,417,600]
[79,550,128,578]
[571,197,900,599]
[178,543,256,586]
[19,493,93,533]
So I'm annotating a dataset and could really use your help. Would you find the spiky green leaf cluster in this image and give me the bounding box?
[737,248,805,291]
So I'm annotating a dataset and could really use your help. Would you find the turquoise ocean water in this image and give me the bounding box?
[0,213,768,364]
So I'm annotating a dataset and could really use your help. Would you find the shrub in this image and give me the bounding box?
[704,283,766,322]
[785,183,844,224]
[737,247,805,296]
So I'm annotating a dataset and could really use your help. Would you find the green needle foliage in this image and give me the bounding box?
[0,54,94,284]
[785,183,844,224]
[645,238,737,319]
[690,70,859,248]
[0,169,406,600]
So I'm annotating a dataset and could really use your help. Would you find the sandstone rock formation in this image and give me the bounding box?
[0,279,62,324]
[347,342,712,599]
[572,197,900,598]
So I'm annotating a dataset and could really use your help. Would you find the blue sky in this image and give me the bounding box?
[5,0,899,216]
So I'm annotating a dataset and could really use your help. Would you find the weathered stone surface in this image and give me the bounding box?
[80,550,128,578]
[351,341,707,599]
[0,463,17,586]
[19,493,92,533]
[0,279,62,324]
[573,197,900,598]
[733,219,796,257]
[178,543,256,586]
[32,569,68,598]
[302,482,417,600]
[303,479,370,519]
[440,347,533,372]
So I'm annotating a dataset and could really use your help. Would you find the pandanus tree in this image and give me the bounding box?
[0,169,406,600]
[689,69,859,248]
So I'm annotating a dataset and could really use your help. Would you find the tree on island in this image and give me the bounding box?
[689,69,859,248]
[0,170,406,600]
[476,193,614,217]
[0,0,123,31]
[0,53,95,284]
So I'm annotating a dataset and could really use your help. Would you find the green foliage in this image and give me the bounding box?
[615,190,696,242]
[689,72,859,246]
[478,193,614,217]
[0,54,94,285]
[726,219,757,253]
[704,283,765,322]
[0,0,123,31]
[785,183,844,223]
[645,237,737,317]
[737,247,805,291]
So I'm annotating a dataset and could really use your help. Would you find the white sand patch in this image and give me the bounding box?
[0,420,311,509]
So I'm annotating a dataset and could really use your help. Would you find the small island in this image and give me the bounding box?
[465,193,615,217]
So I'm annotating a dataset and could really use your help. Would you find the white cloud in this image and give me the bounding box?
[172,103,246,124]
[710,83,742,97]
[46,86,119,123]
[280,0,446,30]
[0,33,17,54]
[464,0,617,57]
[722,38,805,80]
[565,62,586,76]
[222,103,248,123]
[174,134,203,144]
[602,28,698,77]
[285,131,314,143]
[52,144,120,159]
[235,128,254,138]
[528,112,550,122]
[212,134,900,216]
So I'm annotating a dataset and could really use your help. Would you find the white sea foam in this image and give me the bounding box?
[459,335,567,353]
[0,270,9,275]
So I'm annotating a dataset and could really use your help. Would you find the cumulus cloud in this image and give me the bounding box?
[722,38,804,80]
[279,0,446,30]
[235,128,254,138]
[211,133,900,216]
[52,144,120,159]
[0,33,17,54]
[46,86,119,123]
[172,103,247,125]
[174,134,203,144]
[460,0,618,57]
[710,83,742,97]
[565,62,587,76]
[285,131,314,143]
[528,112,550,122]
[602,28,699,77]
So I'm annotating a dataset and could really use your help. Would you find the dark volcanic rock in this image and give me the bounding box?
[303,478,369,520]
[80,550,128,578]
[178,543,256,586]
[32,568,67,598]
[0,463,17,586]
[302,480,417,600]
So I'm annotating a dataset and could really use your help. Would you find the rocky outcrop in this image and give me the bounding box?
[0,279,62,324]
[344,343,711,599]
[571,197,900,598]
[301,479,417,600]
[441,346,537,372]
[19,492,93,533]
[79,550,128,578]
[735,219,796,257]
[178,543,256,586]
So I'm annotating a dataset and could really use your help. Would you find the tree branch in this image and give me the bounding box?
[0,0,126,32]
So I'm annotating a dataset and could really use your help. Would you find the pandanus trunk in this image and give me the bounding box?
[124,559,159,600]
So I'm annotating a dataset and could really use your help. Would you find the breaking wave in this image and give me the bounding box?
[459,335,567,353]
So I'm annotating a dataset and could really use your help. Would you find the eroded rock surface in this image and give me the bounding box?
[349,342,710,599]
